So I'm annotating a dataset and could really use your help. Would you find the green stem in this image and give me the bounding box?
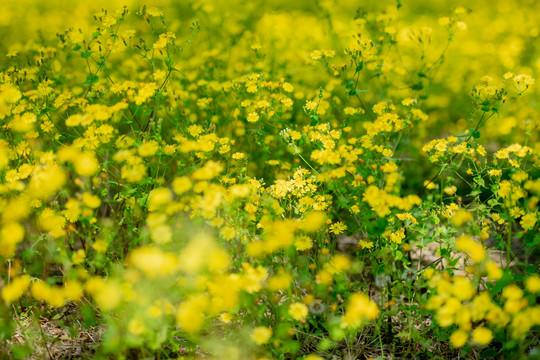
[506,220,513,267]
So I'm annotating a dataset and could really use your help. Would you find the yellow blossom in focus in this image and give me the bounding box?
[329,221,347,235]
[247,112,259,123]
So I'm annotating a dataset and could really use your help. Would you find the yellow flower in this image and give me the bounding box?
[455,235,485,263]
[74,152,99,176]
[520,213,537,230]
[282,82,294,92]
[2,275,30,303]
[341,293,379,328]
[128,246,179,278]
[172,176,192,194]
[267,272,292,290]
[128,318,146,335]
[525,275,540,293]
[300,212,326,232]
[85,277,123,311]
[452,209,473,227]
[358,239,374,249]
[387,228,406,244]
[316,269,333,285]
[325,254,351,274]
[444,186,457,196]
[310,50,322,60]
[153,37,168,51]
[92,239,108,253]
[232,152,246,160]
[305,356,325,360]
[0,222,25,257]
[471,327,492,346]
[247,112,259,123]
[251,326,272,345]
[438,17,451,26]
[294,235,313,251]
[187,124,204,137]
[31,280,51,302]
[288,302,309,321]
[329,221,347,235]
[82,192,101,209]
[148,187,173,211]
[28,165,66,199]
[305,100,317,111]
[102,15,117,28]
[38,208,66,238]
[63,280,83,302]
[485,261,503,281]
[424,180,437,190]
[289,130,302,140]
[219,313,232,323]
[138,140,159,157]
[502,284,523,300]
[72,249,86,265]
[452,276,476,301]
[176,295,209,333]
[402,98,416,106]
[146,7,164,17]
[450,329,468,348]
[191,160,223,180]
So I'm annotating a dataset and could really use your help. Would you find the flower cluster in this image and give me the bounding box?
[0,1,538,359]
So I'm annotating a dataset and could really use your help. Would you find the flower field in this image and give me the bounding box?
[0,0,539,359]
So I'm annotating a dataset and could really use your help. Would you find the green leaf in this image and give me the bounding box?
[349,89,369,96]
[11,345,33,359]
[318,339,336,351]
[474,176,486,188]
[39,107,54,116]
[80,50,94,59]
[479,348,499,358]
[82,75,99,84]
[469,189,482,197]
[164,56,174,68]
[487,199,499,206]
[526,234,540,249]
